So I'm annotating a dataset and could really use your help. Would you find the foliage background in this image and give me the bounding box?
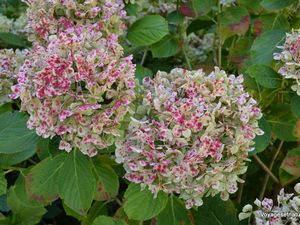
[0,0,300,224]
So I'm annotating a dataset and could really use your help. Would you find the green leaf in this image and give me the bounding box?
[127,15,169,47]
[229,37,254,69]
[246,64,281,88]
[123,183,168,221]
[92,216,127,225]
[26,154,66,203]
[156,196,192,225]
[193,197,238,225]
[0,112,38,154]
[219,6,250,41]
[0,104,12,116]
[0,172,6,196]
[272,119,297,142]
[58,150,96,215]
[291,94,300,119]
[0,32,27,48]
[280,148,300,185]
[151,35,178,58]
[238,0,263,12]
[135,65,153,84]
[93,162,119,201]
[7,175,46,225]
[253,117,272,154]
[261,0,297,10]
[0,148,36,166]
[250,30,285,65]
[166,11,185,25]
[191,0,216,16]
[252,14,290,36]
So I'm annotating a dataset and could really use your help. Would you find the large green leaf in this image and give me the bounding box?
[261,0,297,10]
[253,117,272,154]
[250,30,285,65]
[0,172,6,196]
[219,6,250,41]
[123,183,168,221]
[7,175,46,225]
[0,148,36,166]
[127,15,169,47]
[58,150,96,215]
[26,154,66,203]
[246,64,281,88]
[193,197,238,225]
[93,162,119,201]
[280,148,300,185]
[92,216,127,225]
[272,119,297,142]
[291,94,300,119]
[0,112,38,154]
[156,196,192,225]
[151,35,178,58]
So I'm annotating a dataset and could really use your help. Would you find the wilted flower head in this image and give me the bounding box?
[274,30,300,95]
[239,183,300,225]
[116,67,263,208]
[0,49,28,105]
[11,0,136,157]
[25,0,126,42]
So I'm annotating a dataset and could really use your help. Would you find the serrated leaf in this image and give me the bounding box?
[151,35,178,58]
[156,196,192,225]
[58,150,96,215]
[7,175,46,225]
[92,216,127,225]
[26,154,66,203]
[246,64,281,88]
[193,197,238,225]
[93,162,119,201]
[0,112,38,154]
[261,0,297,10]
[127,15,169,47]
[250,30,285,65]
[123,183,168,221]
[0,148,36,166]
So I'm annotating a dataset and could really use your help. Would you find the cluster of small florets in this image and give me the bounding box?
[185,32,214,65]
[116,67,263,208]
[239,183,300,225]
[0,49,28,105]
[25,0,127,42]
[0,13,28,35]
[11,0,136,157]
[274,30,300,95]
[125,0,178,15]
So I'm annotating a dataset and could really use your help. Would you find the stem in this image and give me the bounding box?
[253,155,280,184]
[170,194,176,225]
[140,49,148,66]
[217,0,222,68]
[237,174,247,204]
[1,166,22,172]
[259,141,284,199]
[182,46,192,70]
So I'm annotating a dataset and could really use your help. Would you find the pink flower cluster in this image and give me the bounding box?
[239,183,300,225]
[11,0,136,157]
[0,49,28,105]
[25,0,126,42]
[274,30,300,95]
[116,67,263,208]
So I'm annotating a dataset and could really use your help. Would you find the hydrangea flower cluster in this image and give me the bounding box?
[25,0,127,42]
[0,49,28,105]
[0,13,28,35]
[274,30,300,95]
[116,67,263,208]
[239,183,300,225]
[11,0,136,157]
